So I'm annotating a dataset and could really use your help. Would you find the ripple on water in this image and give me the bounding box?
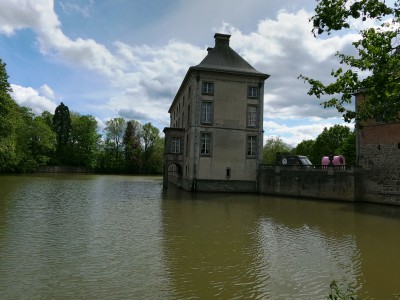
[254,219,362,299]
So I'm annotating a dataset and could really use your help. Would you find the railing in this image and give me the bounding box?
[259,164,354,171]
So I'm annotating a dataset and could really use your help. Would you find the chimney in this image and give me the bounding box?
[214,33,231,47]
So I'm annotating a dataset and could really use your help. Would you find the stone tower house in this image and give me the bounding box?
[163,33,269,192]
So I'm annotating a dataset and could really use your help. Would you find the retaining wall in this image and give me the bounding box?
[258,165,364,202]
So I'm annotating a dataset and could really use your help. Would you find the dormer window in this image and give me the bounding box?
[202,82,214,95]
[248,86,259,99]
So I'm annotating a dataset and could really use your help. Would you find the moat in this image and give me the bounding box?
[0,174,399,299]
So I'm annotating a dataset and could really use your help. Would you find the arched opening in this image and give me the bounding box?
[164,162,183,188]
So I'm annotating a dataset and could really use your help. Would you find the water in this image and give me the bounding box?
[0,174,399,299]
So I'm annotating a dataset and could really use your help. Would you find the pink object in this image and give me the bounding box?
[321,155,346,166]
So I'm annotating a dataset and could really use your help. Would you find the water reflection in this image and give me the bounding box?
[0,175,399,299]
[161,190,400,299]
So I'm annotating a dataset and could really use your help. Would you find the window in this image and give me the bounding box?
[226,167,231,178]
[200,132,212,155]
[247,136,257,156]
[201,101,213,124]
[248,86,259,98]
[247,106,257,127]
[187,104,191,125]
[202,82,214,95]
[186,135,190,157]
[171,137,181,153]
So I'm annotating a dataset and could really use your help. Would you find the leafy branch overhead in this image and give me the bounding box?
[299,0,400,126]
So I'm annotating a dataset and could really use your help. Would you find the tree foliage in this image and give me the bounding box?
[312,124,352,163]
[141,122,162,173]
[293,139,315,160]
[123,120,142,173]
[69,112,101,168]
[53,102,72,164]
[0,57,166,174]
[262,137,292,164]
[300,0,400,126]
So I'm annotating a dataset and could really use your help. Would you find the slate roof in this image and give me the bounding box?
[191,33,269,78]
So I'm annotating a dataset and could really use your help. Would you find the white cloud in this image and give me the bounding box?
[11,84,57,115]
[264,119,354,146]
[0,1,360,145]
[59,0,94,18]
[39,84,55,99]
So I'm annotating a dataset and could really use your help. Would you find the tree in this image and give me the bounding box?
[53,102,72,164]
[103,117,126,172]
[69,112,101,168]
[0,59,19,172]
[123,120,142,173]
[14,107,56,172]
[311,124,352,163]
[337,130,357,165]
[300,0,400,126]
[293,139,315,162]
[262,137,292,164]
[0,59,11,94]
[142,122,159,152]
[141,122,161,173]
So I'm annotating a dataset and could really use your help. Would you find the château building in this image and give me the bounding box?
[163,33,269,192]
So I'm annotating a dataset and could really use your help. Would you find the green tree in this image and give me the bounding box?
[0,59,11,94]
[0,59,19,172]
[262,137,292,164]
[103,117,126,172]
[311,124,352,163]
[141,122,161,173]
[123,120,142,173]
[53,102,72,164]
[293,139,315,162]
[69,112,101,168]
[337,130,357,165]
[300,0,400,126]
[41,111,54,128]
[13,107,55,172]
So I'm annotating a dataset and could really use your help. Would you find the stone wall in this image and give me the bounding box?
[258,166,363,202]
[358,143,400,205]
[193,179,257,193]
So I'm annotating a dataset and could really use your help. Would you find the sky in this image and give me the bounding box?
[0,0,361,146]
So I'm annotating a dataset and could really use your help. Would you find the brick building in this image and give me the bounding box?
[355,92,400,204]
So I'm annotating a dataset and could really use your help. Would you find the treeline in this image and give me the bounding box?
[263,124,356,165]
[0,59,163,174]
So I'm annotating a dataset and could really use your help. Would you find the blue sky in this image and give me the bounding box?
[0,0,359,146]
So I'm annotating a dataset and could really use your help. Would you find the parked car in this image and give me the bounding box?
[276,154,312,166]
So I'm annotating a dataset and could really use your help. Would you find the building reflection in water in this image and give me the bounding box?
[161,189,365,299]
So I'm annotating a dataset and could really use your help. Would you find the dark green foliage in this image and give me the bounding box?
[141,122,162,174]
[311,125,351,163]
[293,139,315,161]
[53,102,72,164]
[123,120,142,173]
[336,131,356,165]
[0,57,165,174]
[69,112,101,168]
[301,0,400,126]
[270,125,356,165]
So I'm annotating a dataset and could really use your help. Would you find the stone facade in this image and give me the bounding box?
[258,166,363,202]
[163,33,269,191]
[355,93,400,205]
